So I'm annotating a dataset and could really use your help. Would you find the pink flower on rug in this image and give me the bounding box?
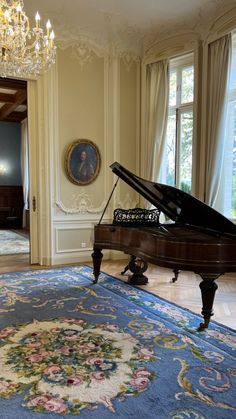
[130,376,149,390]
[28,394,52,407]
[28,395,68,413]
[87,357,103,365]
[137,348,154,359]
[67,376,83,386]
[0,327,16,338]
[80,342,96,349]
[0,380,10,391]
[64,334,79,341]
[44,398,68,413]
[91,372,105,381]
[103,324,119,331]
[133,369,151,378]
[27,342,41,348]
[26,354,44,363]
[61,318,85,326]
[58,346,73,355]
[44,365,61,375]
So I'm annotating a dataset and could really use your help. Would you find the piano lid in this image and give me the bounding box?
[110,162,236,237]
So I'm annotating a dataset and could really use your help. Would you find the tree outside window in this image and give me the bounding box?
[160,53,194,194]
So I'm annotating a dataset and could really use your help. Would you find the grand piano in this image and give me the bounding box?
[92,162,236,330]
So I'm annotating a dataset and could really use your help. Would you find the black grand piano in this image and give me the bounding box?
[92,162,236,330]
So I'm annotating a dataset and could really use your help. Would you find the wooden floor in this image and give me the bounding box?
[0,254,235,330]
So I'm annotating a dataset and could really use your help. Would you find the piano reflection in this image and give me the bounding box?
[92,162,236,330]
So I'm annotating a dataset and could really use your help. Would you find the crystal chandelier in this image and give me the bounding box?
[0,0,56,78]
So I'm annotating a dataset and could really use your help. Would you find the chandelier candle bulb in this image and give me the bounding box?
[35,11,40,28]
[46,19,51,37]
[16,3,21,20]
[4,9,9,21]
[50,30,54,47]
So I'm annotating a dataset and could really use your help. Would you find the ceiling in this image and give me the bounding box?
[23,0,235,51]
[0,78,27,123]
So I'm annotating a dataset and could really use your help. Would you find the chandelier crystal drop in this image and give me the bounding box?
[0,0,56,78]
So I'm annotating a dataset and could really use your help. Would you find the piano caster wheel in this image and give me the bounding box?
[129,274,148,286]
[198,322,207,331]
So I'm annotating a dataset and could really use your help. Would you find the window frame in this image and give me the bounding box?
[166,53,194,191]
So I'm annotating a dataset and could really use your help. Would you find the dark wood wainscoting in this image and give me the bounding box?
[0,185,23,228]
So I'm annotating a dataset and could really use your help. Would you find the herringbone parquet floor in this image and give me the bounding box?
[0,254,235,330]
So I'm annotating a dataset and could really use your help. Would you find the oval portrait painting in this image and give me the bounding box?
[65,139,101,185]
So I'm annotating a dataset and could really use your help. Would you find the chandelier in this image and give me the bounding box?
[0,0,56,78]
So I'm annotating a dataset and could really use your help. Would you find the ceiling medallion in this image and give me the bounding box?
[0,0,56,78]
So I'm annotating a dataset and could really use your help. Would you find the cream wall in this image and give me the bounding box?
[50,47,140,264]
[58,49,105,208]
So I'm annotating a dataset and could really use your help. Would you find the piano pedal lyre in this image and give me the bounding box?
[122,255,148,285]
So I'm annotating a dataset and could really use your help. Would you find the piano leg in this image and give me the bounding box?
[91,248,103,283]
[172,269,180,282]
[198,273,220,330]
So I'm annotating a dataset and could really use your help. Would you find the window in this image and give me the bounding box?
[222,32,236,218]
[160,53,194,194]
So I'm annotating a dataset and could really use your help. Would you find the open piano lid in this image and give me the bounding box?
[110,162,236,237]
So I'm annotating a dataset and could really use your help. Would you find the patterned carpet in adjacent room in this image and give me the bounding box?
[0,230,29,255]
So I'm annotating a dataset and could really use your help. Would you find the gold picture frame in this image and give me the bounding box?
[65,139,101,185]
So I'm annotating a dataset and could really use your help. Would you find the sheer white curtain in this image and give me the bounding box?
[21,118,29,228]
[205,34,232,211]
[144,60,169,182]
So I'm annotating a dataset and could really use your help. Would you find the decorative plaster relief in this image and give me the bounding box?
[119,51,140,72]
[115,193,139,210]
[56,189,107,215]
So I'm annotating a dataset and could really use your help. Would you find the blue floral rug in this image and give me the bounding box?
[0,266,235,419]
[0,230,29,255]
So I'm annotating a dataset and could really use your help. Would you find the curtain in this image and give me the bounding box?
[21,118,29,228]
[205,34,232,211]
[144,60,169,182]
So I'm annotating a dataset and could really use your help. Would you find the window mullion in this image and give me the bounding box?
[175,108,180,188]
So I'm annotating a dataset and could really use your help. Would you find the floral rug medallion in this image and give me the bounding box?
[0,318,154,414]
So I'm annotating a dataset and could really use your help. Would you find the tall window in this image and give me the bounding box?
[160,53,194,193]
[222,32,236,218]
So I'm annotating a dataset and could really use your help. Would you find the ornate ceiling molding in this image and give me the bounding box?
[206,6,236,42]
[25,0,236,58]
[119,51,140,71]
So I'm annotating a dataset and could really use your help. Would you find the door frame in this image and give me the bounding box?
[27,65,57,265]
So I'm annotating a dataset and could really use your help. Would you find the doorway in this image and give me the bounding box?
[0,77,30,258]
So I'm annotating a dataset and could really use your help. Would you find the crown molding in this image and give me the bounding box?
[24,0,236,57]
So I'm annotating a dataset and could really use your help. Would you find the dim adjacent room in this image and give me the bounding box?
[0,78,30,260]
[0,1,235,418]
